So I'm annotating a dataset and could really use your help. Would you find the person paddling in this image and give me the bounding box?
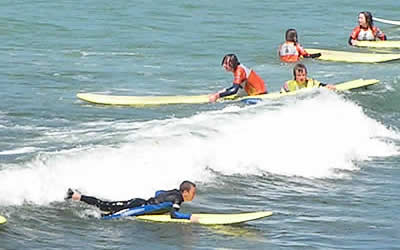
[66,180,199,222]
[209,54,267,102]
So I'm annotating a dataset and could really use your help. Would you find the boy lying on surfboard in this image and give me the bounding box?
[65,180,199,222]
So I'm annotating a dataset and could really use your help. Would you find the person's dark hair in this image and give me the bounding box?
[179,181,196,192]
[360,11,373,28]
[221,54,240,69]
[285,29,298,44]
[293,63,307,79]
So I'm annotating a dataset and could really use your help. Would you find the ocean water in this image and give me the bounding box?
[1,0,400,249]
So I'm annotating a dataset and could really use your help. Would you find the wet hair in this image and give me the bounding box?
[285,29,298,44]
[221,54,240,69]
[179,181,196,193]
[359,11,374,28]
[293,63,307,79]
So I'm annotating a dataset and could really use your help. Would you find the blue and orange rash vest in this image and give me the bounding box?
[147,189,191,219]
[281,78,321,92]
[219,64,266,98]
[350,25,386,41]
[279,42,310,63]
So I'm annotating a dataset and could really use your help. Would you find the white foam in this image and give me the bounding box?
[0,147,38,155]
[79,51,139,57]
[0,90,398,206]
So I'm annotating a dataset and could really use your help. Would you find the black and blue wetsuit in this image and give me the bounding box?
[218,84,241,98]
[80,189,191,219]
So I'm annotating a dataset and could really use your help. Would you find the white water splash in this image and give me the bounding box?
[0,90,398,206]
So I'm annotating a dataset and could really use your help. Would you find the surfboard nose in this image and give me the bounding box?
[0,215,7,225]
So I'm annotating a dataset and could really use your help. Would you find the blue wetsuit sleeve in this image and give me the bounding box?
[218,84,240,98]
[170,210,191,220]
[169,202,191,220]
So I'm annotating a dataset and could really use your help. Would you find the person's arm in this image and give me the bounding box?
[171,210,199,222]
[294,44,321,59]
[319,82,336,90]
[303,53,321,58]
[218,84,240,97]
[349,26,360,45]
[375,27,387,41]
[278,44,282,57]
[296,44,310,58]
[169,203,191,220]
[280,81,290,93]
[348,36,354,45]
[209,84,241,102]
[170,210,191,219]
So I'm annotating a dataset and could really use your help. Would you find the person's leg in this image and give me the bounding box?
[80,195,126,212]
[66,189,146,214]
[81,196,147,214]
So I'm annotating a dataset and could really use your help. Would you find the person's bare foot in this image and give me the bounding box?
[65,188,81,201]
[72,191,81,201]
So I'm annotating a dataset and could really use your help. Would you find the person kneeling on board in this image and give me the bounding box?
[349,11,387,45]
[209,54,267,102]
[281,63,336,92]
[65,180,199,222]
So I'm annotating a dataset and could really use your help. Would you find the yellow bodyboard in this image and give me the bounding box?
[136,211,273,225]
[353,40,400,49]
[306,48,400,63]
[332,79,379,91]
[77,93,210,106]
[237,78,379,101]
[77,79,379,106]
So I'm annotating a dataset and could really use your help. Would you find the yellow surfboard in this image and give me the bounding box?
[77,93,210,106]
[237,78,379,102]
[0,215,7,225]
[353,40,400,49]
[136,211,273,225]
[305,48,400,63]
[329,78,379,91]
[77,79,378,106]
